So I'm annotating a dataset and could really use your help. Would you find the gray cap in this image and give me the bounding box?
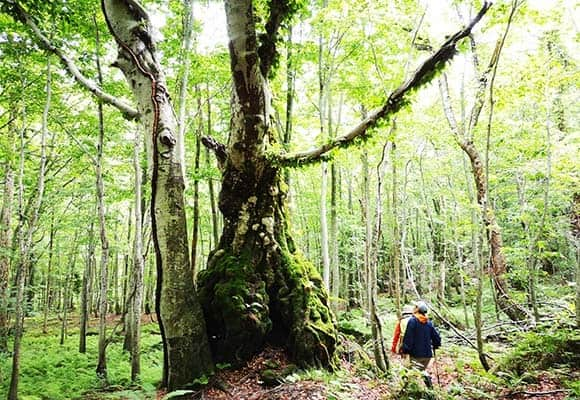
[415,301,428,314]
[402,305,414,316]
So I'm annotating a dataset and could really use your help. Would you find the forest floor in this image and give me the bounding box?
[173,346,393,400]
[1,305,577,400]
[166,346,573,400]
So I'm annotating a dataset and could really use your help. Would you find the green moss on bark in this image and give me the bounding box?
[198,247,338,370]
[270,251,338,369]
[197,250,271,365]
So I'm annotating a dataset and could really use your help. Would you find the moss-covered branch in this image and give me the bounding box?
[277,1,492,167]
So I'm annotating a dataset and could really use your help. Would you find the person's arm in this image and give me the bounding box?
[431,323,441,349]
[402,317,415,354]
[391,321,401,353]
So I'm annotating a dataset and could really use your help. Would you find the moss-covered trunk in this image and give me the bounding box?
[198,164,337,368]
[199,0,337,368]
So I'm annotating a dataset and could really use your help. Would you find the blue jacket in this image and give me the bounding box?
[402,314,441,358]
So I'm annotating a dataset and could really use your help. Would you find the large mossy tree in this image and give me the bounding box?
[196,0,339,368]
[197,0,492,370]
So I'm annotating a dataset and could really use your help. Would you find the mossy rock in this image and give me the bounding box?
[337,320,371,341]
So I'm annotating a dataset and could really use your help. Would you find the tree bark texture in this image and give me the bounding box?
[94,20,110,379]
[130,128,145,381]
[102,0,212,389]
[198,0,337,369]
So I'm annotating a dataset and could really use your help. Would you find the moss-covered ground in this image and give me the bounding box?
[0,315,162,400]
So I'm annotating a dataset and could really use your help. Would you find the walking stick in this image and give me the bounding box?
[433,348,441,386]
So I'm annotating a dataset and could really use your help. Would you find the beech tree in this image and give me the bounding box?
[198,0,492,370]
[5,0,493,391]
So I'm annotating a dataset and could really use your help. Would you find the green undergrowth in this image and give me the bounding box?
[497,319,579,396]
[0,317,163,400]
[499,320,579,374]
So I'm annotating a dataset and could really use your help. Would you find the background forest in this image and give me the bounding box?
[0,0,578,399]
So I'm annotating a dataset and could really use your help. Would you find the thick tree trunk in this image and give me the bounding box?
[102,0,212,389]
[198,0,337,369]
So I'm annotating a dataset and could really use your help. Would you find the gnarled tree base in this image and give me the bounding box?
[198,248,338,369]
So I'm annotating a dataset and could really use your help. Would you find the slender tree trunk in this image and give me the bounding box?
[464,154,489,371]
[392,142,402,316]
[113,248,121,315]
[102,0,213,389]
[8,123,26,400]
[123,206,133,352]
[576,238,580,329]
[94,19,110,380]
[174,0,200,275]
[42,216,55,334]
[525,70,554,322]
[367,134,391,372]
[0,132,14,352]
[330,163,339,310]
[61,238,78,346]
[191,93,202,279]
[284,26,295,190]
[320,163,330,289]
[9,56,50,400]
[123,206,132,317]
[176,0,195,182]
[460,140,529,321]
[130,129,145,382]
[80,222,94,353]
[438,1,527,322]
[329,94,343,310]
[206,83,220,249]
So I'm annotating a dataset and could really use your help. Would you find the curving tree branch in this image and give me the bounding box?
[10,1,140,120]
[201,135,227,171]
[278,1,492,166]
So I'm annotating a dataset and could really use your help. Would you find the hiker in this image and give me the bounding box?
[401,301,441,387]
[391,304,415,354]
